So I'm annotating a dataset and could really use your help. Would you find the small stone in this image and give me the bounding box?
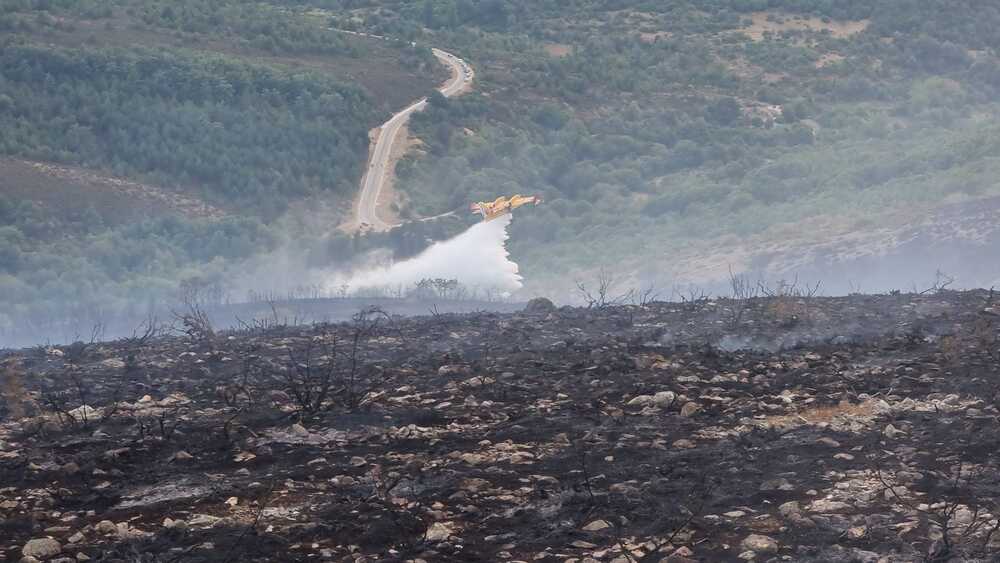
[723,510,746,518]
[95,520,116,534]
[759,478,795,491]
[778,501,800,517]
[679,402,700,417]
[652,391,676,406]
[872,399,893,415]
[67,532,85,544]
[570,540,597,549]
[426,522,454,542]
[833,453,855,461]
[740,534,778,554]
[884,424,905,438]
[438,365,471,376]
[627,395,653,406]
[818,437,840,447]
[672,439,696,449]
[139,395,154,403]
[846,526,867,539]
[101,358,126,369]
[459,453,485,465]
[582,520,610,531]
[187,514,221,527]
[67,405,101,422]
[22,538,62,559]
[349,456,367,467]
[290,423,309,436]
[172,451,194,461]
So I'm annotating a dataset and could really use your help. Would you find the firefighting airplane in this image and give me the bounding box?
[470,194,542,222]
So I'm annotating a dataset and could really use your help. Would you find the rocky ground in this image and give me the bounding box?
[1,290,999,562]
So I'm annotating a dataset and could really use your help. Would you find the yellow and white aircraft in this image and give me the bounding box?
[470,194,542,221]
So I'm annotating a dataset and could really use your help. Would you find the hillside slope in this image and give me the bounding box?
[1,290,999,561]
[345,0,1000,293]
[0,0,444,338]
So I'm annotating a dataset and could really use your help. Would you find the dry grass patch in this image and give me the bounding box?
[543,43,573,57]
[762,399,877,429]
[742,12,869,41]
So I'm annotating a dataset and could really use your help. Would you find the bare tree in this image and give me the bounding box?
[172,286,215,345]
[576,268,634,309]
[674,284,709,312]
[275,307,394,414]
[634,284,660,307]
[919,269,956,295]
[727,266,758,327]
[872,436,1000,560]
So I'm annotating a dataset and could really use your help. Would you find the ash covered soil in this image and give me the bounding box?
[2,291,1000,563]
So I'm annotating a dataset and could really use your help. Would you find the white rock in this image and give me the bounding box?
[680,402,700,417]
[187,514,222,527]
[884,424,905,438]
[67,405,101,422]
[22,538,62,559]
[778,501,800,517]
[808,499,851,513]
[652,391,676,406]
[459,453,485,465]
[740,534,778,553]
[426,522,454,542]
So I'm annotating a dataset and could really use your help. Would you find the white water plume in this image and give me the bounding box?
[329,214,522,294]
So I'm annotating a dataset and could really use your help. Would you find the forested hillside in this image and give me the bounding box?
[347,0,1000,290]
[0,0,441,342]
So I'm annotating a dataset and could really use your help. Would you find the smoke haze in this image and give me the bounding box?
[326,214,522,294]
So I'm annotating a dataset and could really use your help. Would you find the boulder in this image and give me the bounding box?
[524,297,556,313]
[740,534,778,554]
[22,538,62,559]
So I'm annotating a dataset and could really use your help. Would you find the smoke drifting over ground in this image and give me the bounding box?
[328,214,522,294]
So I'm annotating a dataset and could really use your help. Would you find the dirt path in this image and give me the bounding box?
[348,48,474,233]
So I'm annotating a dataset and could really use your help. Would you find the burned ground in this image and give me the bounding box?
[1,291,1000,562]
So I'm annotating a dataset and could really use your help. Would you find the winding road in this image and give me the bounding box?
[355,48,474,231]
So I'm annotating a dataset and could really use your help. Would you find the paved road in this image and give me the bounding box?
[356,48,474,231]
